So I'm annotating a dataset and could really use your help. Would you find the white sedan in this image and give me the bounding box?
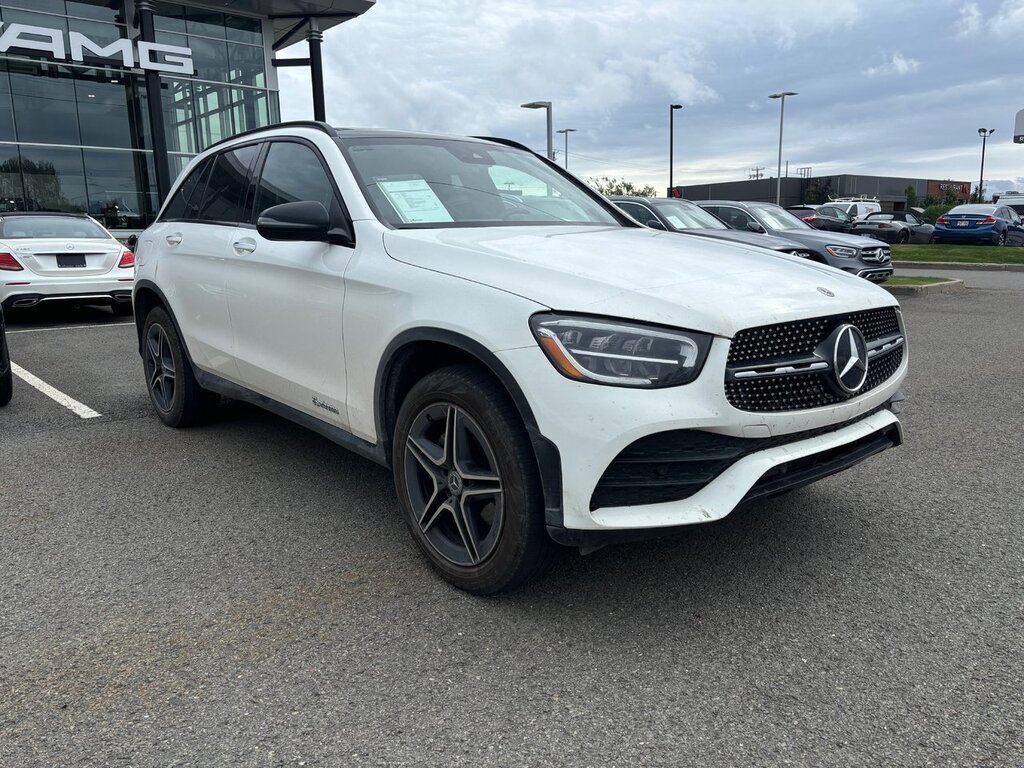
[0,213,135,314]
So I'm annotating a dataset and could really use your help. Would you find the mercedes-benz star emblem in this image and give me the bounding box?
[65,243,74,251]
[817,287,835,297]
[831,324,869,394]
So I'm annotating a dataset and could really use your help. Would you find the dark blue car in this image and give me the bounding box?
[933,204,1024,246]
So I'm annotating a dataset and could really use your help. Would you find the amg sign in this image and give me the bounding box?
[0,23,194,75]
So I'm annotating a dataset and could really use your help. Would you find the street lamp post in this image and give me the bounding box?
[556,128,576,169]
[768,91,797,205]
[521,101,554,161]
[978,128,995,202]
[669,104,682,192]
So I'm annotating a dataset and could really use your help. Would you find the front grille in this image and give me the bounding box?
[860,246,891,264]
[590,407,889,510]
[725,307,903,412]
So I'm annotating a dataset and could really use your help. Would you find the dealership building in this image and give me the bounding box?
[0,0,373,231]
[674,174,973,210]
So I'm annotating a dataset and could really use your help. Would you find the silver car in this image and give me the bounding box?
[851,211,935,244]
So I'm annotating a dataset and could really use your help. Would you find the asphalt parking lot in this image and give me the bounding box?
[1,290,1021,767]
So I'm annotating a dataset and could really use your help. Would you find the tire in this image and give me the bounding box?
[392,365,554,594]
[0,366,11,407]
[897,230,910,244]
[995,231,1007,247]
[141,307,218,427]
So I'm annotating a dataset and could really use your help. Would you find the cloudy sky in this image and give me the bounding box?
[278,0,1024,196]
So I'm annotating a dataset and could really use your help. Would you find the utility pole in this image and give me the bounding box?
[748,166,764,180]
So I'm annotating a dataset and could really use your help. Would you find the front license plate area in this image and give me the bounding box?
[57,254,86,268]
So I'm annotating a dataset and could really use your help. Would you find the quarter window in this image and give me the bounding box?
[160,156,212,221]
[196,144,258,223]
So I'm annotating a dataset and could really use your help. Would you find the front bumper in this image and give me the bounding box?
[497,335,907,536]
[1,273,134,309]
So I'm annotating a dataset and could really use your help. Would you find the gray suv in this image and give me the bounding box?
[697,200,893,283]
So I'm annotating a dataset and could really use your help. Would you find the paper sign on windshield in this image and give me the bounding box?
[377,179,454,223]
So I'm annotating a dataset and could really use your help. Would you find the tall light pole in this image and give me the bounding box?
[556,128,576,169]
[521,101,554,161]
[978,128,995,202]
[768,91,797,205]
[669,104,682,192]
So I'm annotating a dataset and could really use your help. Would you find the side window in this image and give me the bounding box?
[253,141,338,218]
[160,157,213,221]
[619,202,658,226]
[196,144,260,224]
[720,207,753,229]
[905,214,918,225]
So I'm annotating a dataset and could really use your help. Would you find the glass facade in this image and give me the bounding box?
[0,0,279,229]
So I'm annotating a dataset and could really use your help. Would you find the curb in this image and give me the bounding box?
[894,260,1024,272]
[884,279,965,296]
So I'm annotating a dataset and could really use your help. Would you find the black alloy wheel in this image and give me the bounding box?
[996,231,1007,247]
[392,365,554,594]
[144,322,176,414]
[403,403,504,567]
[141,307,217,427]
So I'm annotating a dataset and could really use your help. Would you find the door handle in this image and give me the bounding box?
[165,233,182,246]
[232,238,257,255]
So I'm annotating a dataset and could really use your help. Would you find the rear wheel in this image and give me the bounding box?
[0,365,11,406]
[392,365,554,594]
[995,231,1007,247]
[897,230,910,244]
[142,307,218,427]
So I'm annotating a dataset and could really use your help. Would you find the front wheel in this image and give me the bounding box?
[392,365,554,594]
[142,307,218,427]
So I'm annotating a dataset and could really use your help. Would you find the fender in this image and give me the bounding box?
[374,327,563,526]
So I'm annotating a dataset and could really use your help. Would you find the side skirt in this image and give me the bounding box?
[194,369,389,467]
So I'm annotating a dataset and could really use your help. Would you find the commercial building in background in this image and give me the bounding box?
[0,0,372,233]
[673,173,972,210]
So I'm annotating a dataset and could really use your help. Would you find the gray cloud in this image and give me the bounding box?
[279,0,1023,194]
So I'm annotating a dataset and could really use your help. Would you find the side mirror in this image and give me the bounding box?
[745,221,765,233]
[646,218,667,230]
[257,201,331,242]
[125,234,138,249]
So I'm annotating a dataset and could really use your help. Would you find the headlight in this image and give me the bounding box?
[825,245,859,258]
[530,313,713,388]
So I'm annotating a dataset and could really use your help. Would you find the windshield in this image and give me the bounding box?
[0,216,109,239]
[651,200,728,230]
[338,137,620,228]
[747,204,812,231]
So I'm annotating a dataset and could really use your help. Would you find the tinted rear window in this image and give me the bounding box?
[197,145,260,224]
[0,216,109,239]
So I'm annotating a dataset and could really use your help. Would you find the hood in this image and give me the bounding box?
[766,228,888,249]
[681,228,806,252]
[382,226,896,337]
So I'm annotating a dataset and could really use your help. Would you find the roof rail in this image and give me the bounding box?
[206,120,339,151]
[472,136,535,153]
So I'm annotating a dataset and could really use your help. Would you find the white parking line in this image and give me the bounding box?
[7,322,134,335]
[10,363,102,419]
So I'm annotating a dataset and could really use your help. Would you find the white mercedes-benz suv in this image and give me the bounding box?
[133,122,908,594]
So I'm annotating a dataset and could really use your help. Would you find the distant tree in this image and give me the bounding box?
[922,194,940,207]
[922,203,955,222]
[904,184,918,208]
[803,178,833,204]
[969,184,986,204]
[588,176,657,197]
[944,186,961,205]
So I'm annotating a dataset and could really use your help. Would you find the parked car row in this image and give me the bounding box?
[611,196,893,283]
